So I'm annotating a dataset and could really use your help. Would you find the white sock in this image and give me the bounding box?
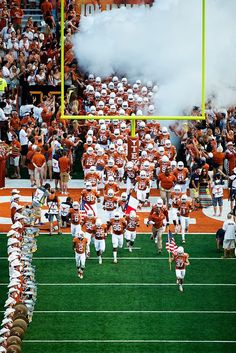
[113,251,117,261]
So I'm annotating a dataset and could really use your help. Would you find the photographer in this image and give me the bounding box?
[46,189,61,236]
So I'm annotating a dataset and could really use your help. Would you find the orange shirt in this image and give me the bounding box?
[158,173,176,190]
[173,168,189,183]
[41,0,53,14]
[148,212,166,229]
[177,200,192,217]
[109,218,127,235]
[173,253,189,269]
[73,237,88,254]
[69,209,81,225]
[213,151,225,166]
[113,152,127,167]
[96,154,109,168]
[82,153,97,169]
[81,189,99,205]
[84,172,101,187]
[93,224,107,240]
[104,165,118,179]
[103,196,118,211]
[81,216,96,234]
[126,215,140,231]
[125,165,139,180]
[103,182,120,196]
[158,160,171,173]
[32,152,46,167]
[136,176,150,190]
[165,146,177,161]
[11,140,21,157]
[59,156,70,173]
[26,150,35,170]
[10,117,20,131]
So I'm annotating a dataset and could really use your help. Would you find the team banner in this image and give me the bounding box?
[76,0,153,16]
[127,136,139,163]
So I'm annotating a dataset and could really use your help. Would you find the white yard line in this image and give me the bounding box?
[22,339,236,343]
[17,310,236,314]
[0,283,234,286]
[0,257,233,260]
[0,231,216,237]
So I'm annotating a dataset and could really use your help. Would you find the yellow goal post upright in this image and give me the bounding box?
[60,0,206,137]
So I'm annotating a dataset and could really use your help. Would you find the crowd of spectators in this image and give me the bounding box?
[0,0,60,94]
[0,0,235,218]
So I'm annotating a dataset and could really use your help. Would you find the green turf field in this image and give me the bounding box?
[0,233,236,353]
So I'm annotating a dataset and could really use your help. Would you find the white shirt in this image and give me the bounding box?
[19,129,28,146]
[52,158,60,173]
[19,104,34,117]
[211,182,223,198]
[229,174,236,189]
[33,106,43,122]
[48,199,59,214]
[223,220,236,240]
[0,108,7,121]
[2,66,10,79]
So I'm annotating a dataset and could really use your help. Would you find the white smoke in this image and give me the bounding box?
[72,0,236,115]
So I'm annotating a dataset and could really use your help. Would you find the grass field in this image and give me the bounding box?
[0,233,236,353]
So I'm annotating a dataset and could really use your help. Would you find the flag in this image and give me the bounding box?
[166,231,178,254]
[125,195,139,215]
[79,199,95,220]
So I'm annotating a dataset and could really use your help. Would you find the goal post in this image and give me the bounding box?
[60,0,206,137]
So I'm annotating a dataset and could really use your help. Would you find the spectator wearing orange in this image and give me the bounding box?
[32,147,46,187]
[10,135,21,179]
[158,166,177,206]
[41,0,53,17]
[10,5,24,30]
[212,144,225,172]
[59,150,71,195]
[26,145,36,187]
[42,143,52,181]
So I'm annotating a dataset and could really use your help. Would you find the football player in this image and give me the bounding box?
[124,161,139,195]
[69,201,81,238]
[113,146,127,182]
[173,161,189,193]
[80,182,100,217]
[135,170,151,208]
[148,198,169,253]
[103,189,119,223]
[177,194,193,243]
[84,166,101,191]
[82,147,97,176]
[81,210,97,258]
[104,159,119,182]
[125,211,140,252]
[103,176,120,197]
[108,212,127,263]
[169,246,190,292]
[93,218,108,264]
[73,231,88,279]
[170,185,183,234]
[118,192,128,215]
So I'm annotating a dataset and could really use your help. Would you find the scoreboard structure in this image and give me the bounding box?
[75,0,154,16]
